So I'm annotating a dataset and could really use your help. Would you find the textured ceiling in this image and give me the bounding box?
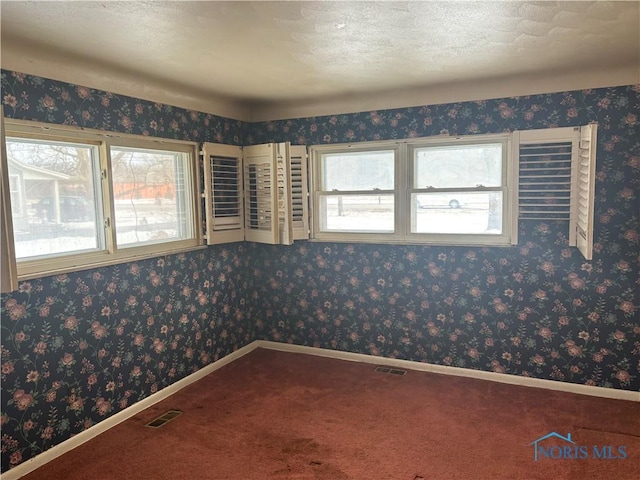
[1,1,639,120]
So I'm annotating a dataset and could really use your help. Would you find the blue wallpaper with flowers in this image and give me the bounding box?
[243,85,640,393]
[1,70,639,472]
[1,70,245,144]
[0,70,249,471]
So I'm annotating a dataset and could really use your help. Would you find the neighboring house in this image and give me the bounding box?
[7,157,70,231]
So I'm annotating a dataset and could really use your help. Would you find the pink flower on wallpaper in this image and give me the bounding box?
[538,327,553,340]
[3,94,17,108]
[619,301,635,314]
[41,95,55,109]
[13,390,34,411]
[615,371,631,383]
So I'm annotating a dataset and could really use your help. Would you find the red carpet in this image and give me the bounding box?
[22,348,640,479]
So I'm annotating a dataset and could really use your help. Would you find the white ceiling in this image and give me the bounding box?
[1,1,639,121]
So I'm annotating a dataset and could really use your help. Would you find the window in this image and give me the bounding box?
[2,119,200,279]
[110,144,194,248]
[408,138,509,244]
[317,148,396,234]
[310,126,596,257]
[310,134,513,246]
[6,137,104,261]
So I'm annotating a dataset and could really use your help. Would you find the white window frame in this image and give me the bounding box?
[3,119,203,280]
[310,134,515,246]
[311,141,401,243]
[1,107,18,292]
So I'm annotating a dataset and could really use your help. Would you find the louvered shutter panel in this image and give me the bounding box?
[275,143,293,245]
[289,145,310,240]
[575,124,597,260]
[201,142,244,244]
[243,143,279,244]
[514,125,597,259]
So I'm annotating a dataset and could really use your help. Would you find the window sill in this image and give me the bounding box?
[16,244,208,282]
[310,232,514,248]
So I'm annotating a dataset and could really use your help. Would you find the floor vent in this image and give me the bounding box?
[375,366,407,376]
[145,409,183,428]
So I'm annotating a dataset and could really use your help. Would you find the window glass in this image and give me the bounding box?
[319,194,394,232]
[5,138,102,259]
[110,146,193,247]
[322,151,394,190]
[414,144,502,188]
[412,192,503,234]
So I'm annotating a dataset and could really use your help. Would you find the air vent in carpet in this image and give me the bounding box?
[375,366,406,376]
[145,409,183,428]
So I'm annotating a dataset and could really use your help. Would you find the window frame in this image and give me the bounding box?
[310,134,515,246]
[310,140,402,243]
[4,119,203,280]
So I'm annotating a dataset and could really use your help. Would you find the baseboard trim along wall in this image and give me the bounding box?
[256,340,640,403]
[2,342,260,480]
[6,339,638,479]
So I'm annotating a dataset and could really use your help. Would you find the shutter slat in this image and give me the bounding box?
[518,140,573,221]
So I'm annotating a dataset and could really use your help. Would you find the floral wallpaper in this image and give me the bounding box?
[0,70,249,471]
[243,85,640,393]
[1,248,249,470]
[1,70,244,145]
[1,70,639,473]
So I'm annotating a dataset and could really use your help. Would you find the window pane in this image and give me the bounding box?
[319,194,394,232]
[323,151,394,190]
[6,138,102,259]
[110,147,193,247]
[412,192,503,234]
[414,144,502,188]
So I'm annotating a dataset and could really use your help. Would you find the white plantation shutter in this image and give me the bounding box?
[202,143,244,244]
[203,141,310,246]
[289,145,310,240]
[243,143,278,244]
[575,124,597,260]
[513,124,597,259]
[276,143,294,246]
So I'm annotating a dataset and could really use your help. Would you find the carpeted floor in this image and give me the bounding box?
[21,347,640,479]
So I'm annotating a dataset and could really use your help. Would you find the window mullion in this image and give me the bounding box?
[101,141,117,253]
[397,143,407,239]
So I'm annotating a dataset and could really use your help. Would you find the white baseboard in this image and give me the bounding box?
[2,342,259,480]
[256,340,640,402]
[5,339,638,479]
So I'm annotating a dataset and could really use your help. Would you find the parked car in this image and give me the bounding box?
[37,196,92,222]
[416,194,461,209]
